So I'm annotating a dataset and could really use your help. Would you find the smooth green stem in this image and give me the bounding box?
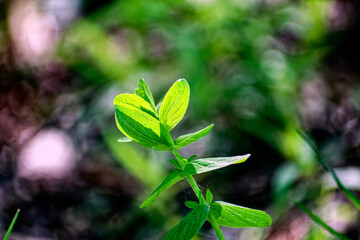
[186,175,206,205]
[171,148,225,240]
[171,148,187,170]
[3,209,20,240]
[298,131,360,211]
[208,211,226,240]
[186,175,225,239]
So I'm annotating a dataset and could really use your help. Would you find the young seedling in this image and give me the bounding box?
[114,79,272,239]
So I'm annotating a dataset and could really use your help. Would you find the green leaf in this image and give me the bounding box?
[114,93,158,119]
[117,136,132,142]
[206,189,213,204]
[159,79,190,131]
[175,124,214,149]
[134,79,156,111]
[210,201,272,228]
[114,96,171,150]
[140,170,185,208]
[170,159,182,170]
[3,209,20,240]
[184,154,250,175]
[188,155,197,162]
[185,201,199,209]
[164,205,209,240]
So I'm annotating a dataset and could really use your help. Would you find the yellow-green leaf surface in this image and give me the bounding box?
[114,93,158,119]
[164,205,209,240]
[210,201,272,228]
[175,124,214,149]
[184,154,250,175]
[114,96,170,150]
[140,170,185,208]
[159,79,190,131]
[134,79,156,111]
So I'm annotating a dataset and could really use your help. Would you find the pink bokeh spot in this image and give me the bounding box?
[18,129,75,180]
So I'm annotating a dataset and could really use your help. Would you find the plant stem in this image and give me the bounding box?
[185,175,225,240]
[3,209,20,240]
[171,148,226,240]
[296,202,350,240]
[208,211,226,240]
[298,131,360,211]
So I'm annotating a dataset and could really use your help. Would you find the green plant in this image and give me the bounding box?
[114,79,271,239]
[3,209,20,240]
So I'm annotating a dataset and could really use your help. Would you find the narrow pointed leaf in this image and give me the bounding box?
[159,79,190,131]
[210,201,271,228]
[140,170,185,208]
[164,205,209,240]
[206,189,213,204]
[134,79,156,111]
[175,124,214,149]
[184,154,250,175]
[185,201,199,209]
[114,103,169,151]
[117,136,132,142]
[188,155,197,162]
[170,159,182,170]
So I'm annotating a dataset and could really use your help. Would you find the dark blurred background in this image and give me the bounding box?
[1,0,360,239]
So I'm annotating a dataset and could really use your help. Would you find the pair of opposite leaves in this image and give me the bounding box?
[114,79,272,239]
[114,79,213,151]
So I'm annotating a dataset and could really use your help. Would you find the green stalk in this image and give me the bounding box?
[171,149,225,240]
[208,211,226,240]
[3,209,20,240]
[298,131,360,211]
[295,202,350,240]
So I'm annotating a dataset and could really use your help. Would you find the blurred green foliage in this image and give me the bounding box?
[57,0,358,239]
[1,0,360,239]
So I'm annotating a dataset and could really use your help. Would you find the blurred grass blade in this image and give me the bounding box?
[298,131,360,211]
[296,202,350,240]
[3,209,20,240]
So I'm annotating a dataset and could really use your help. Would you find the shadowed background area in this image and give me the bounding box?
[1,0,360,239]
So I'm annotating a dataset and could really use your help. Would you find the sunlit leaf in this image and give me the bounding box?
[164,205,209,240]
[140,170,185,208]
[114,93,158,119]
[114,102,170,151]
[134,79,156,111]
[159,79,190,131]
[210,201,271,228]
[184,154,250,175]
[175,124,214,149]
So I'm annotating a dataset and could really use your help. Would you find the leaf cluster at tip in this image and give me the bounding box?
[114,79,210,151]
